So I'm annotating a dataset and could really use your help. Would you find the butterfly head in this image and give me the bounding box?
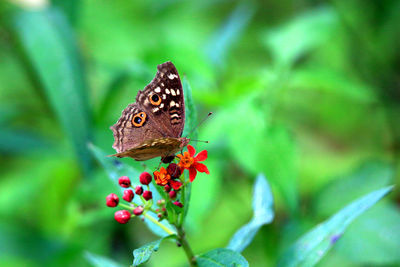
[179,137,190,148]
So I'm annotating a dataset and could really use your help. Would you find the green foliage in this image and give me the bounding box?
[197,248,249,267]
[227,174,274,252]
[85,252,123,267]
[278,186,393,267]
[12,7,92,173]
[1,0,399,266]
[132,235,177,266]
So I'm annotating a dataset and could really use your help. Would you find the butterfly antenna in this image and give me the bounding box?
[184,112,213,138]
[190,139,209,143]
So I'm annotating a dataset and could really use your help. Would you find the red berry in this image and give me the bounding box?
[139,172,152,185]
[169,190,177,199]
[173,201,183,208]
[114,210,131,224]
[133,206,144,215]
[135,186,143,195]
[167,163,181,178]
[118,176,131,188]
[164,184,171,192]
[122,189,134,202]
[106,193,119,207]
[143,190,153,201]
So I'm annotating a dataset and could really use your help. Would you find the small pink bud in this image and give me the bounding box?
[135,186,143,195]
[164,184,171,192]
[139,172,152,185]
[106,193,119,207]
[157,199,165,206]
[114,210,131,224]
[143,190,153,201]
[157,213,162,218]
[169,190,177,199]
[173,201,183,208]
[122,189,134,202]
[133,206,144,215]
[118,176,131,188]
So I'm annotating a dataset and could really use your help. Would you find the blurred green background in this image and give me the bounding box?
[0,0,399,266]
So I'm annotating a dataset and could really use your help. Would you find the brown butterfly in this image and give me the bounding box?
[110,61,189,162]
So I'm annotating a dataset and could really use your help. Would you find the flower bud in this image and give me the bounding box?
[139,172,152,185]
[169,190,177,199]
[170,180,182,190]
[106,193,119,207]
[173,201,183,208]
[135,185,143,195]
[133,206,144,215]
[143,190,153,201]
[122,189,134,202]
[164,184,171,192]
[157,213,163,218]
[118,176,131,188]
[167,163,181,178]
[114,210,131,224]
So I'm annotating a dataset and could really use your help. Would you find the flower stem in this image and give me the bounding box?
[176,225,197,266]
[119,203,135,210]
[143,213,175,235]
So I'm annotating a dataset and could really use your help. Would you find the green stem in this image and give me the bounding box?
[119,203,135,210]
[176,225,197,266]
[143,213,175,235]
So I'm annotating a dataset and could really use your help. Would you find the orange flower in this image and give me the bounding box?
[177,145,209,182]
[153,167,171,185]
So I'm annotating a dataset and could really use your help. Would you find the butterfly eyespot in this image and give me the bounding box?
[149,93,162,106]
[132,112,146,127]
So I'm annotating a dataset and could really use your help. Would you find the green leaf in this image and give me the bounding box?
[182,77,198,140]
[85,252,123,267]
[264,6,338,68]
[12,8,92,173]
[314,161,393,217]
[314,162,399,265]
[197,248,249,267]
[335,203,400,265]
[206,2,255,67]
[278,186,393,267]
[227,174,274,252]
[132,235,176,266]
[224,95,298,211]
[181,78,197,221]
[88,144,175,237]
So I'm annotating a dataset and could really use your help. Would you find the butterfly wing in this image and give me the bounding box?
[136,61,185,138]
[110,62,186,161]
[109,137,183,161]
[110,103,164,153]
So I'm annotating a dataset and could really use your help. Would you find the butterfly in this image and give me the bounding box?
[110,61,189,162]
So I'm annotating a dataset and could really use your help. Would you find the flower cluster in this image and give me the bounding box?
[106,145,209,224]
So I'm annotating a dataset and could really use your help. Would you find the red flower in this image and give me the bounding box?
[169,180,183,190]
[153,167,171,185]
[177,145,209,182]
